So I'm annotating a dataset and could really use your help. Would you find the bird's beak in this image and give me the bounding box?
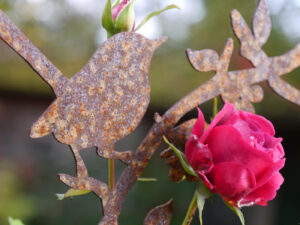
[151,36,168,50]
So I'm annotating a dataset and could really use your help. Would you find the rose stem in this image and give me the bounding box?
[182,189,198,225]
[213,97,218,118]
[108,158,115,190]
[106,29,115,190]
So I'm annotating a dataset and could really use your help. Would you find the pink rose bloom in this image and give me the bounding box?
[185,102,285,207]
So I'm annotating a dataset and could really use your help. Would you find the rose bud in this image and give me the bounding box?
[112,0,135,32]
[102,0,135,37]
[102,0,179,37]
[185,102,285,207]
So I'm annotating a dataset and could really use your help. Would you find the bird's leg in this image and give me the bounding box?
[97,142,133,165]
[70,145,88,177]
[111,150,133,165]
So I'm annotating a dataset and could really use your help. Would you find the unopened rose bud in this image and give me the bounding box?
[112,1,128,20]
[102,0,135,37]
[102,0,179,38]
[112,0,135,32]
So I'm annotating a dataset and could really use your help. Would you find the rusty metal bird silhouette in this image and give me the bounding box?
[0,10,167,177]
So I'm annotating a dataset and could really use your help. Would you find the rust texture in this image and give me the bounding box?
[144,199,174,225]
[0,0,300,224]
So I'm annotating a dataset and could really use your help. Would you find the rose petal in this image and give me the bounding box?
[262,134,285,162]
[251,131,265,145]
[200,102,235,143]
[185,135,196,162]
[185,135,213,173]
[207,162,256,202]
[198,172,214,190]
[254,158,285,189]
[206,125,285,187]
[112,0,131,20]
[240,111,275,136]
[242,172,284,206]
[276,142,285,159]
[191,108,205,138]
[223,111,252,139]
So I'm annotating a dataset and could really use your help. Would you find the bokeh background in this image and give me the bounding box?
[0,0,299,224]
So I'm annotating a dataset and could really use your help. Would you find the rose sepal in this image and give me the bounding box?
[163,136,198,177]
[196,182,213,225]
[102,0,114,34]
[224,200,245,225]
[112,0,121,8]
[134,4,180,31]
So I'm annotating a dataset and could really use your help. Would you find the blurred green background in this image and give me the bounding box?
[0,0,299,224]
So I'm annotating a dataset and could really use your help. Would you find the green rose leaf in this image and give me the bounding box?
[163,136,198,177]
[56,188,91,200]
[224,201,245,225]
[138,177,158,182]
[8,217,25,225]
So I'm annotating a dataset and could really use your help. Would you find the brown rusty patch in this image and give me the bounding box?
[88,86,95,96]
[13,40,22,51]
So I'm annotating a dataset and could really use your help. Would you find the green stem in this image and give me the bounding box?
[108,158,115,190]
[182,190,198,225]
[213,97,218,118]
[107,31,114,39]
[106,31,115,190]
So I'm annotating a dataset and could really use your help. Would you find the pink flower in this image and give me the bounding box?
[185,102,285,207]
[112,0,130,20]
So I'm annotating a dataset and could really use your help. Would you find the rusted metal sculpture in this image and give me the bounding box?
[144,199,174,225]
[0,0,299,224]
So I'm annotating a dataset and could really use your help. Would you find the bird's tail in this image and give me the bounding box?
[30,99,58,138]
